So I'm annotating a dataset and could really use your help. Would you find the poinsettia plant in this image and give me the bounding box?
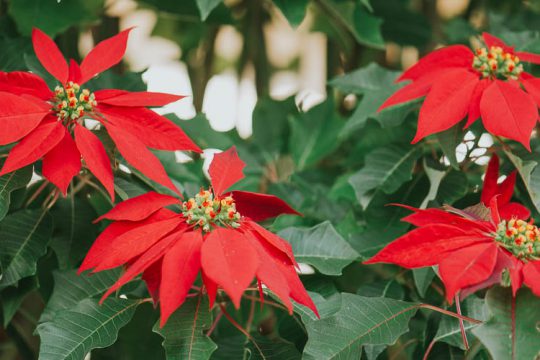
[3,1,540,360]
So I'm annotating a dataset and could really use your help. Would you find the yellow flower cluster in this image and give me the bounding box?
[53,81,97,122]
[473,46,523,80]
[182,189,241,232]
[495,218,540,261]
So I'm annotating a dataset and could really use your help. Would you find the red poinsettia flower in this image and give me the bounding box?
[365,156,540,301]
[79,147,317,325]
[480,154,529,220]
[0,28,201,200]
[379,32,540,150]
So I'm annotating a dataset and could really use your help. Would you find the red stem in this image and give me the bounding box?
[455,294,469,350]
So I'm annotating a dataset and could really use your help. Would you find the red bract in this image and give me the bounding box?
[480,154,529,220]
[0,28,201,200]
[365,157,540,301]
[379,32,540,150]
[79,147,316,326]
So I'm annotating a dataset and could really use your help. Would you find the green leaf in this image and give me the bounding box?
[317,0,384,49]
[331,64,420,133]
[37,298,140,360]
[302,293,419,359]
[348,145,419,209]
[252,96,296,156]
[49,195,98,269]
[40,269,121,322]
[504,150,540,213]
[273,0,308,27]
[0,276,38,326]
[196,0,223,20]
[435,124,463,170]
[9,0,105,36]
[212,334,301,360]
[0,209,52,288]
[473,287,540,360]
[437,170,469,205]
[278,221,359,276]
[0,166,32,222]
[153,295,217,360]
[289,99,343,170]
[413,267,435,298]
[0,37,32,71]
[434,296,486,350]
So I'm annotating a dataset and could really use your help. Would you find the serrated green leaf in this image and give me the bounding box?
[0,166,32,222]
[40,269,121,323]
[279,221,359,276]
[9,0,104,35]
[504,150,540,213]
[0,209,52,288]
[212,333,301,360]
[196,0,223,20]
[37,298,140,360]
[436,124,463,170]
[302,293,419,359]
[473,287,540,360]
[413,267,436,298]
[289,99,343,170]
[349,146,419,209]
[153,295,217,360]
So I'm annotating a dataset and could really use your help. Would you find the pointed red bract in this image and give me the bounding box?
[523,261,540,297]
[0,121,64,176]
[104,123,180,194]
[95,191,179,223]
[74,125,115,201]
[209,147,246,196]
[99,91,184,107]
[516,51,540,65]
[230,190,301,221]
[378,75,433,111]
[413,69,478,143]
[0,92,49,146]
[0,72,52,99]
[31,28,68,83]
[159,231,203,325]
[79,28,132,84]
[482,32,513,52]
[42,128,81,195]
[480,80,537,150]
[99,105,201,152]
[466,79,490,127]
[398,45,474,82]
[201,227,259,307]
[68,59,82,83]
[439,242,498,302]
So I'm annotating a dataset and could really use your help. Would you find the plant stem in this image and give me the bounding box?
[455,294,469,350]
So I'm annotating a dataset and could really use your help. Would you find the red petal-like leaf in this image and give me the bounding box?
[80,28,132,84]
[31,28,68,83]
[92,217,182,272]
[100,231,180,303]
[42,128,81,195]
[378,75,433,111]
[400,206,492,232]
[460,249,513,299]
[79,209,177,273]
[364,224,491,268]
[521,78,540,106]
[439,242,498,302]
[0,92,50,145]
[229,190,301,222]
[142,259,162,304]
[94,191,179,223]
[74,124,115,201]
[480,80,537,150]
[0,71,52,99]
[246,221,297,265]
[201,227,259,307]
[99,91,185,107]
[498,202,531,221]
[398,45,474,82]
[0,121,64,175]
[466,79,490,127]
[160,231,203,326]
[209,147,245,196]
[482,33,513,53]
[413,69,478,143]
[516,51,540,65]
[481,155,501,205]
[523,261,540,296]
[99,105,201,152]
[68,59,82,83]
[202,270,218,309]
[104,123,180,194]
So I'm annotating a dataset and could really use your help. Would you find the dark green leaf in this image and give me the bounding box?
[273,0,308,27]
[196,0,223,21]
[0,166,32,222]
[279,221,359,276]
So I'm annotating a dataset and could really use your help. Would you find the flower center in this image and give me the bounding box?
[182,189,241,232]
[472,46,523,80]
[53,82,97,123]
[494,218,540,261]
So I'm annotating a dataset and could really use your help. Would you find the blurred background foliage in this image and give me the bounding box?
[1,0,540,359]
